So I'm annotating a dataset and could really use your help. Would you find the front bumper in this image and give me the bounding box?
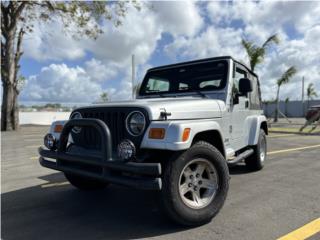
[39,118,162,190]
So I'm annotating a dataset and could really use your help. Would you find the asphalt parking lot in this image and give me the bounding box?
[1,126,320,240]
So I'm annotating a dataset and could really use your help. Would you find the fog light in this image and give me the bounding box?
[117,139,136,161]
[44,133,57,150]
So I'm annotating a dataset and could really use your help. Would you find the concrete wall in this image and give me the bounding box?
[263,100,320,118]
[19,112,71,125]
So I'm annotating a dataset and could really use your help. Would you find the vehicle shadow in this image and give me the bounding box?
[228,164,252,175]
[2,173,188,240]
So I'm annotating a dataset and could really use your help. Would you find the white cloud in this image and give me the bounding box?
[23,20,87,61]
[84,58,117,82]
[258,25,320,101]
[153,1,203,37]
[165,1,320,101]
[164,27,245,61]
[19,1,320,103]
[20,63,103,103]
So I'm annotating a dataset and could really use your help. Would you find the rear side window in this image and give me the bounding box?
[249,75,261,109]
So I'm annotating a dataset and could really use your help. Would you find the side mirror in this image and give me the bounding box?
[239,78,252,93]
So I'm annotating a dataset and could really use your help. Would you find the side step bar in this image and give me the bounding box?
[227,149,254,166]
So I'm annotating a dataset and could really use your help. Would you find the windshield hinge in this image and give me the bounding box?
[160,108,172,120]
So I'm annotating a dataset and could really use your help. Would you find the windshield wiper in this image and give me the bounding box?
[188,88,209,98]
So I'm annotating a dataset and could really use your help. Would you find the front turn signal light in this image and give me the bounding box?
[149,128,165,139]
[54,124,63,133]
[182,128,191,142]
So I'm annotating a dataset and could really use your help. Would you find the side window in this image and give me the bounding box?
[233,67,247,97]
[145,78,169,93]
[249,76,261,109]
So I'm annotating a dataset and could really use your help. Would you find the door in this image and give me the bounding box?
[230,66,250,150]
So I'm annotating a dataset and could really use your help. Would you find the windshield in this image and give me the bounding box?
[139,60,228,96]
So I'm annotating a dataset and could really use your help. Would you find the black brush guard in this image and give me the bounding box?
[39,118,162,190]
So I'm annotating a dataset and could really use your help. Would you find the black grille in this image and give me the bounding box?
[71,107,148,151]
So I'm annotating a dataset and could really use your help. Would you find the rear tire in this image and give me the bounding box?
[161,141,229,226]
[64,173,108,190]
[245,129,267,171]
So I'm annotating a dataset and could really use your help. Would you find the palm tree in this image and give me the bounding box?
[306,83,318,108]
[242,34,280,72]
[274,66,297,122]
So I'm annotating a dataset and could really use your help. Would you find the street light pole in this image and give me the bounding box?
[132,54,135,100]
[302,76,305,116]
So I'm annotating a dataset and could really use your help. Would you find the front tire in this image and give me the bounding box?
[64,173,108,190]
[161,141,229,226]
[245,129,267,171]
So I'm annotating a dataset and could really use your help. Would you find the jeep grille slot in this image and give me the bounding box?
[72,108,148,152]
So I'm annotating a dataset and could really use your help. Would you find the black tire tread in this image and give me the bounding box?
[245,129,267,171]
[161,141,229,226]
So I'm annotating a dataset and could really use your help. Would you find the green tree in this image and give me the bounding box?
[1,1,138,131]
[306,83,318,107]
[241,34,280,72]
[100,92,109,103]
[274,66,297,122]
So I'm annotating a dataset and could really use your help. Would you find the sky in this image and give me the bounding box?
[16,1,320,105]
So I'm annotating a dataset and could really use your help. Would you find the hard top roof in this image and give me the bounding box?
[148,56,258,78]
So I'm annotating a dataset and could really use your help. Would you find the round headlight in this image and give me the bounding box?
[44,133,57,150]
[70,111,82,133]
[126,111,146,136]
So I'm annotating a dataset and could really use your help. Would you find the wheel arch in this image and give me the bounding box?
[260,121,268,135]
[141,119,225,154]
[192,130,226,158]
[247,115,268,146]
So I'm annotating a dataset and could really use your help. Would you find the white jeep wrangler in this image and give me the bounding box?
[39,56,267,226]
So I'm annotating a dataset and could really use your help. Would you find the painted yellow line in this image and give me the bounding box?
[268,134,297,138]
[277,218,320,240]
[268,144,320,155]
[30,156,38,160]
[41,182,69,188]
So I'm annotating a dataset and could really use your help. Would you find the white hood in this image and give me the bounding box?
[78,97,224,120]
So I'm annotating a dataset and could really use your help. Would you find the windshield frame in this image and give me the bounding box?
[138,59,229,97]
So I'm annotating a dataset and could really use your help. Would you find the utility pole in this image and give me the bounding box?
[302,76,305,102]
[302,76,305,116]
[132,54,135,100]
